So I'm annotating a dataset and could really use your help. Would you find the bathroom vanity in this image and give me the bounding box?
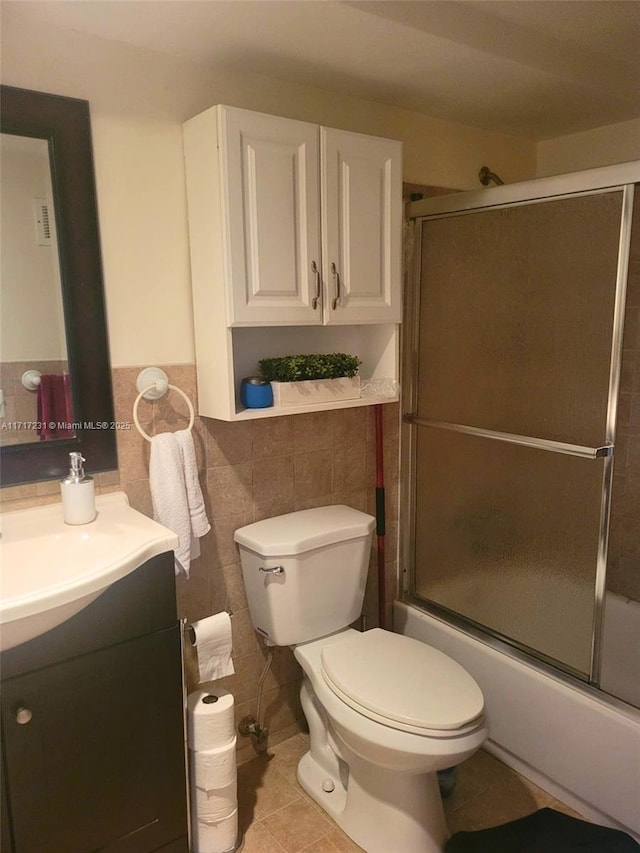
[0,551,188,853]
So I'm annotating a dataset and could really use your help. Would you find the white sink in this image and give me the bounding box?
[0,492,179,652]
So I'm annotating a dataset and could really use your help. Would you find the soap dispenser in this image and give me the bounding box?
[61,452,96,524]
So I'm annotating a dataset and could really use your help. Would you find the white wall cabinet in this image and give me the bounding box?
[218,107,322,326]
[183,104,402,420]
[321,126,402,325]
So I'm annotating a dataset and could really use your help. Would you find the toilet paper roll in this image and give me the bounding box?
[190,770,237,822]
[192,612,235,682]
[188,689,235,751]
[190,737,237,790]
[192,809,238,853]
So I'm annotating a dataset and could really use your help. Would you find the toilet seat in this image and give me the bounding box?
[321,629,484,735]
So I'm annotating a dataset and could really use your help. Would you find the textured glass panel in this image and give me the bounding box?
[413,428,604,675]
[418,192,623,446]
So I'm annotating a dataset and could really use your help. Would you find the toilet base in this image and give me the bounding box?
[297,749,448,853]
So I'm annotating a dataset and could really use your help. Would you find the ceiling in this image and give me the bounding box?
[5,0,640,140]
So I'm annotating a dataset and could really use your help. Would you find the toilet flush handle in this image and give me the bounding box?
[259,566,284,575]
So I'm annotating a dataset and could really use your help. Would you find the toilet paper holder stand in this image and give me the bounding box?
[185,611,233,646]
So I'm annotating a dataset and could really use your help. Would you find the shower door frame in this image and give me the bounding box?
[401,161,639,688]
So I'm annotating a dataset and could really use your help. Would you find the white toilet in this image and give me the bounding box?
[234,505,488,853]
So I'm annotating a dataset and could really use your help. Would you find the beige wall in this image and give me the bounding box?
[1,13,536,368]
[537,118,640,178]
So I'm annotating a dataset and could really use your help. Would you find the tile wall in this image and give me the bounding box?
[0,364,401,762]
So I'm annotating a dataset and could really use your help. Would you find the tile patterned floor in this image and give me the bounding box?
[236,734,583,853]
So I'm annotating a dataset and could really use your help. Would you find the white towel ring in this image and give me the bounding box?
[132,367,195,443]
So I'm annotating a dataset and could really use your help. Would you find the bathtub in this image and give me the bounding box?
[394,597,640,840]
[601,592,640,709]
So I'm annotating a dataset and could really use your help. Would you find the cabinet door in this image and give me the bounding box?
[321,127,402,324]
[221,106,322,326]
[1,626,187,853]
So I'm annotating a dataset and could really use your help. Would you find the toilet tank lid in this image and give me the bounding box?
[234,506,375,556]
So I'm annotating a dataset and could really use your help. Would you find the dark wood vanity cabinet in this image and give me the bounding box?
[0,552,189,853]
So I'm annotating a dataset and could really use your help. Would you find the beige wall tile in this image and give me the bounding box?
[294,450,332,499]
[122,478,153,516]
[254,455,294,511]
[294,493,332,511]
[36,479,61,496]
[14,394,38,422]
[260,646,303,692]
[201,511,253,569]
[204,417,253,467]
[175,556,212,624]
[116,425,150,483]
[254,500,296,521]
[293,411,333,454]
[0,495,60,512]
[253,417,294,459]
[0,483,37,502]
[331,444,368,493]
[207,462,254,517]
[230,607,261,659]
[113,366,154,425]
[97,470,120,487]
[332,407,370,449]
[211,562,250,614]
[330,490,368,513]
[260,682,307,734]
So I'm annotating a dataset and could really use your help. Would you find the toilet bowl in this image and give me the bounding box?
[234,506,488,853]
[294,628,488,853]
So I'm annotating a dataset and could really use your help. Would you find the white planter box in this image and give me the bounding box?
[270,376,361,407]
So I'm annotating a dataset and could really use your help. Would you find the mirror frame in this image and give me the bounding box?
[1,85,117,486]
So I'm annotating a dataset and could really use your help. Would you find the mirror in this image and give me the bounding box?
[0,85,116,485]
[1,133,70,445]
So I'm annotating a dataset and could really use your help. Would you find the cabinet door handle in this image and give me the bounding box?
[16,707,33,725]
[330,262,341,309]
[311,261,321,309]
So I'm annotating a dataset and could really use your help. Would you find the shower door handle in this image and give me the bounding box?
[403,414,614,460]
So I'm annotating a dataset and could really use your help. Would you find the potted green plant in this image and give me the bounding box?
[258,353,362,406]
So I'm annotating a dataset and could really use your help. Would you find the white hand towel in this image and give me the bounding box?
[150,431,205,577]
[176,429,211,541]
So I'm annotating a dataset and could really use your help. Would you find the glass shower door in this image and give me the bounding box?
[409,189,629,679]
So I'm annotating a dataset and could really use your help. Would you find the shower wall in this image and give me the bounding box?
[608,191,640,603]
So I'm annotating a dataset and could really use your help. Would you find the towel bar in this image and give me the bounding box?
[132,367,195,441]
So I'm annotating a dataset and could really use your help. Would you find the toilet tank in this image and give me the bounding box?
[234,506,375,646]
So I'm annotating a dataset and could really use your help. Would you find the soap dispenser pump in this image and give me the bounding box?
[61,452,96,524]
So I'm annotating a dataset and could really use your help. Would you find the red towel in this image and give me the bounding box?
[37,374,74,440]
